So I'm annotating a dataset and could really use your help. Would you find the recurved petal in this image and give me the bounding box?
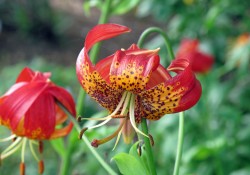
[47,86,76,117]
[16,67,35,82]
[84,24,131,52]
[49,122,73,139]
[77,55,123,112]
[189,52,214,73]
[0,82,49,129]
[139,64,201,120]
[16,67,50,83]
[20,93,56,139]
[176,38,199,56]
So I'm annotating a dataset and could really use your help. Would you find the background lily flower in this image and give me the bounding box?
[175,38,214,73]
[76,24,201,148]
[0,67,76,175]
[227,33,250,71]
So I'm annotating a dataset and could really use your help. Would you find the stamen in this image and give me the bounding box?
[20,162,25,175]
[111,115,127,119]
[87,117,112,130]
[112,119,126,151]
[0,134,17,142]
[2,137,22,155]
[112,129,123,151]
[21,138,27,163]
[129,94,149,138]
[149,134,155,146]
[38,141,43,154]
[87,91,129,130]
[79,128,88,139]
[91,119,127,148]
[38,160,44,174]
[1,139,23,160]
[78,115,110,121]
[29,141,39,162]
[137,144,142,156]
[120,92,132,115]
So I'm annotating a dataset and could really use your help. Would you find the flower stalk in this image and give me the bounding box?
[173,112,185,175]
[141,119,157,175]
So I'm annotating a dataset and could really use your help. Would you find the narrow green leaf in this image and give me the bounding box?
[112,153,150,175]
[50,138,66,157]
[111,0,140,15]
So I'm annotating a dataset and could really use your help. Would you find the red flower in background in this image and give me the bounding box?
[227,33,250,70]
[76,24,201,148]
[0,67,76,175]
[176,38,214,73]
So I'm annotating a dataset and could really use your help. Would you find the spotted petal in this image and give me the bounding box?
[76,24,130,112]
[109,48,160,93]
[139,59,201,120]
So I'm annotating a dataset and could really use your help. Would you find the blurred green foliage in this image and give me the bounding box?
[0,0,68,43]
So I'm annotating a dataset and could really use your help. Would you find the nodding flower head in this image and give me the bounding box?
[0,67,76,174]
[175,38,214,73]
[76,24,201,148]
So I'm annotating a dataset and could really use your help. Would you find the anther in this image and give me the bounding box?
[91,139,99,148]
[12,137,17,142]
[77,116,83,122]
[79,128,88,139]
[137,144,142,156]
[20,162,25,175]
[111,115,127,119]
[149,134,155,146]
[38,160,44,174]
[39,141,43,154]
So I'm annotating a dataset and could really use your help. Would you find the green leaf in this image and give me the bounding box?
[112,152,150,175]
[50,138,66,157]
[110,0,140,15]
[82,0,102,16]
[129,142,150,173]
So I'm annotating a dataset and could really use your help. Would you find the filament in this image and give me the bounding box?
[21,138,27,163]
[2,137,22,154]
[112,120,125,151]
[29,140,39,162]
[129,94,149,138]
[0,134,16,142]
[87,91,128,130]
[1,139,23,160]
[92,118,127,147]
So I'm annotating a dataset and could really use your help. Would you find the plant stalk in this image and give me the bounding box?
[173,112,184,175]
[141,119,157,175]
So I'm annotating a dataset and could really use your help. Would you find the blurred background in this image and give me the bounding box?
[0,0,250,175]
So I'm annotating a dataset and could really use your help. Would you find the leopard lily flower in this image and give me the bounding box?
[76,24,201,148]
[0,67,76,175]
[176,38,214,73]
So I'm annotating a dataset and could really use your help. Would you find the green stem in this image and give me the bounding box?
[137,27,185,175]
[59,103,117,175]
[137,27,177,175]
[141,119,157,175]
[137,27,175,61]
[77,0,112,117]
[173,112,184,175]
[71,1,117,175]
